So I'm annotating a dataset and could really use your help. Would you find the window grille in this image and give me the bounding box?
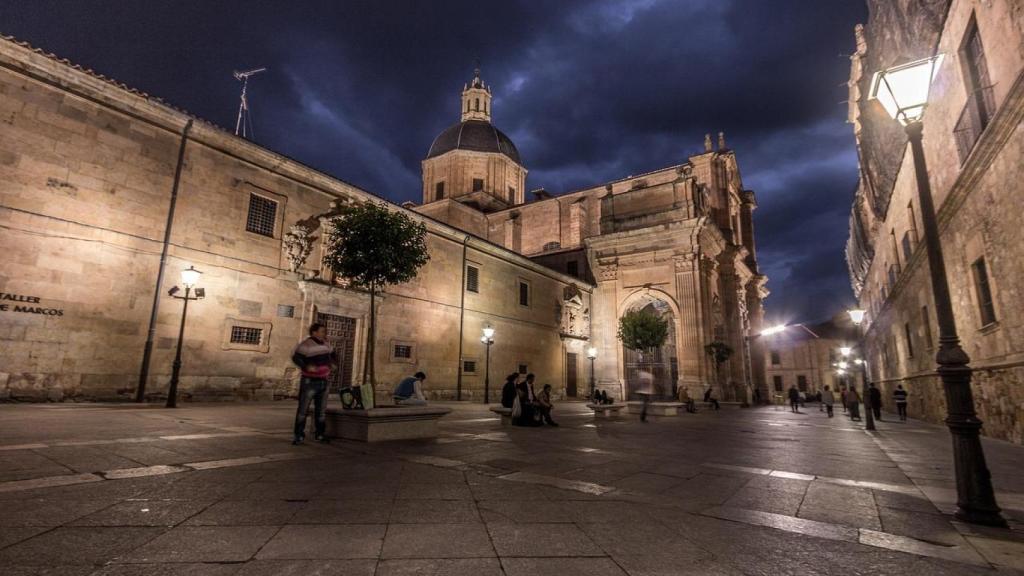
[519,281,529,306]
[463,360,477,374]
[246,194,277,237]
[542,241,560,251]
[277,304,295,318]
[972,257,997,326]
[230,326,262,345]
[466,265,480,293]
[394,344,412,359]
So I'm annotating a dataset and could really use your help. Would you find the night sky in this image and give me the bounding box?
[2,0,867,324]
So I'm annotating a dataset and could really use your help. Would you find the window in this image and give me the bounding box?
[797,375,807,392]
[770,351,781,366]
[518,280,530,307]
[230,326,262,345]
[394,344,412,359]
[901,231,913,263]
[543,241,561,251]
[246,193,277,237]
[475,98,480,112]
[390,339,416,363]
[921,306,933,349]
[466,265,480,293]
[518,364,528,375]
[472,178,484,192]
[567,260,579,278]
[890,230,901,270]
[773,376,783,392]
[955,18,996,161]
[508,186,515,202]
[276,304,295,318]
[435,181,445,201]
[971,257,997,326]
[888,263,897,289]
[904,322,914,359]
[463,360,477,374]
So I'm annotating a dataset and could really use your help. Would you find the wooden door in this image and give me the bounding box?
[566,352,578,397]
[315,312,356,393]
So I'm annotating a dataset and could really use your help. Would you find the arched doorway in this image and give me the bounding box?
[621,295,678,401]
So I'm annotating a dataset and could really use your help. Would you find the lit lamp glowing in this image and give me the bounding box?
[760,324,787,336]
[480,325,495,404]
[847,309,866,326]
[871,55,1004,526]
[586,346,598,400]
[838,361,849,370]
[839,346,852,357]
[166,265,206,408]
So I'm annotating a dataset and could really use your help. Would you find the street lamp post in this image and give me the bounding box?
[481,325,495,404]
[586,346,598,400]
[869,57,1005,526]
[166,266,205,409]
[839,321,874,431]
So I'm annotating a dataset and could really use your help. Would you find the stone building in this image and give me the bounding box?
[761,318,851,403]
[845,0,1024,443]
[0,36,766,404]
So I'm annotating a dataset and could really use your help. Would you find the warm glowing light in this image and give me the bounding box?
[180,265,202,288]
[847,309,867,326]
[586,346,598,359]
[761,324,787,336]
[855,359,865,365]
[838,361,849,370]
[836,368,846,375]
[839,346,852,357]
[868,55,944,125]
[482,325,495,340]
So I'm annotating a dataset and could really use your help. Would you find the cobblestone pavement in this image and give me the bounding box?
[1,400,1023,575]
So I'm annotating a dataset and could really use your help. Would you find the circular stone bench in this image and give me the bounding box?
[586,403,625,417]
[489,406,513,425]
[323,405,451,442]
[625,401,685,416]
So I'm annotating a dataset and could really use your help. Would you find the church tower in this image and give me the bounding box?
[421,67,527,212]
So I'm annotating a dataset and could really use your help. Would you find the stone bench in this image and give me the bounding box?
[489,406,513,425]
[323,405,451,442]
[626,401,685,416]
[586,403,625,417]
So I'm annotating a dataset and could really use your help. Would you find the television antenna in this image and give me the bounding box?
[233,67,266,139]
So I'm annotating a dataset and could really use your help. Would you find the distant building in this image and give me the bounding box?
[762,318,850,402]
[845,1,1023,443]
[0,37,768,403]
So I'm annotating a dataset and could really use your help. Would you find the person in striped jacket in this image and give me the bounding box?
[291,323,338,445]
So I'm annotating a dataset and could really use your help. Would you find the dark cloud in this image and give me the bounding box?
[1,0,867,322]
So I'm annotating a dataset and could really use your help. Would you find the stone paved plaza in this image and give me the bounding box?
[1,401,1023,575]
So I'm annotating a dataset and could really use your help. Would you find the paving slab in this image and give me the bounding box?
[487,523,604,557]
[381,523,495,558]
[124,526,278,563]
[256,524,385,559]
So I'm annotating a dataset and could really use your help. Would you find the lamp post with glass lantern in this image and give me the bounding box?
[166,265,205,408]
[586,346,598,400]
[837,324,873,431]
[868,57,1004,526]
[481,325,495,404]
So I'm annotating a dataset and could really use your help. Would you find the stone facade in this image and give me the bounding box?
[415,72,769,403]
[0,37,589,403]
[845,1,1024,443]
[762,318,851,403]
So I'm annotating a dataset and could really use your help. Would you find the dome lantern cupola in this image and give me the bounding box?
[461,66,492,122]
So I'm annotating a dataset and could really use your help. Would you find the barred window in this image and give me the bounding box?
[466,265,480,293]
[394,344,412,359]
[971,257,997,326]
[463,360,477,374]
[246,194,277,237]
[543,241,560,251]
[277,304,295,318]
[230,326,263,345]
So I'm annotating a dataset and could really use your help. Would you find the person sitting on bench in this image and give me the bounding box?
[393,372,428,406]
[703,387,720,410]
[678,386,697,413]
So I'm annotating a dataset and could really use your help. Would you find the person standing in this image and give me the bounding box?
[393,371,428,406]
[821,386,835,418]
[638,370,654,422]
[788,385,800,413]
[291,323,337,445]
[868,383,883,421]
[893,384,909,421]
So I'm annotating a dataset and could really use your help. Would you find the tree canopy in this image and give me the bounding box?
[323,201,430,290]
[617,308,669,352]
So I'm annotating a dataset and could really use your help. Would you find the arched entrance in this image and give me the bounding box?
[621,295,678,401]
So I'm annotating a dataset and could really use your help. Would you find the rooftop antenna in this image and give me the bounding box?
[233,67,266,140]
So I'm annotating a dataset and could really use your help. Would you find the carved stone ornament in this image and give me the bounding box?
[674,254,697,272]
[598,263,618,281]
[282,223,318,273]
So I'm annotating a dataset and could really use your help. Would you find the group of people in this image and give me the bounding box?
[787,382,910,422]
[501,373,558,427]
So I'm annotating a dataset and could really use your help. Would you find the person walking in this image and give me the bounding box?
[638,370,654,422]
[868,383,883,421]
[291,323,337,445]
[788,385,800,413]
[893,384,909,421]
[840,385,848,414]
[821,386,835,418]
[848,387,862,421]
